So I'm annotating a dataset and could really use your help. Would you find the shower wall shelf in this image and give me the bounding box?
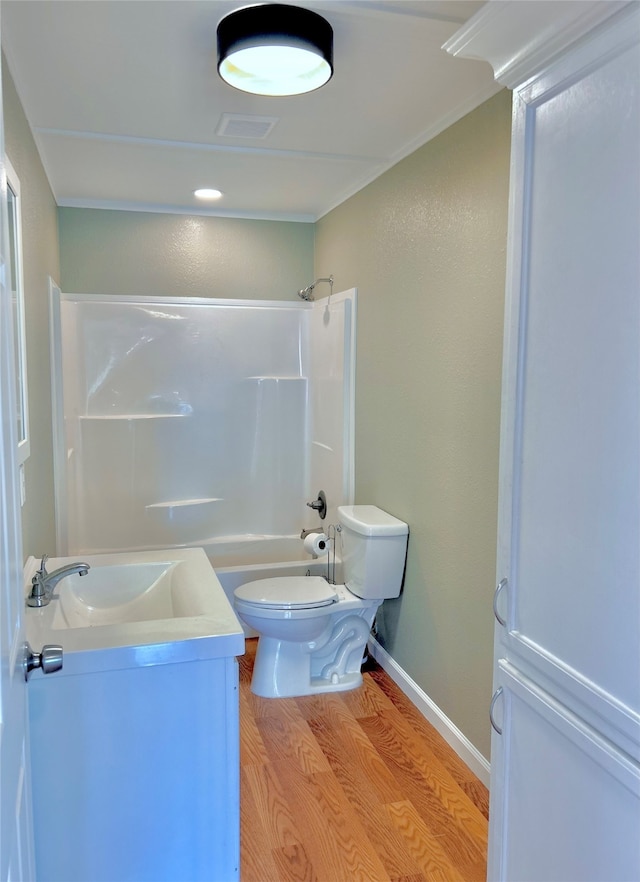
[145,498,223,513]
[78,414,190,420]
[312,441,334,453]
[245,376,308,381]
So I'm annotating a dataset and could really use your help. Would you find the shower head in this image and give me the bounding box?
[298,282,316,301]
[297,275,334,302]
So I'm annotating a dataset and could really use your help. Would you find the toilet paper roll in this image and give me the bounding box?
[304,532,329,557]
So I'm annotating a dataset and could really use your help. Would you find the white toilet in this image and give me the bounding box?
[234,505,408,697]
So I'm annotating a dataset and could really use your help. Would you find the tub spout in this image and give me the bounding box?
[300,527,324,540]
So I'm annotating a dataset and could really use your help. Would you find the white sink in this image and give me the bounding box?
[53,561,188,628]
[24,548,245,674]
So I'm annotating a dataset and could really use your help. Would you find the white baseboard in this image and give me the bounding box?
[367,637,491,788]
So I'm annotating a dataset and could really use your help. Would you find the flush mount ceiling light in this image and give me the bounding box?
[217,4,333,96]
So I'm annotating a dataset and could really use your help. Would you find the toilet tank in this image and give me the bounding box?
[337,505,408,600]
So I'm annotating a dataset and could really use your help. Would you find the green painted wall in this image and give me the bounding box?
[314,90,512,757]
[58,208,314,300]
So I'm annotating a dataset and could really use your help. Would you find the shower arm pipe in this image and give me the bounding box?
[298,275,334,303]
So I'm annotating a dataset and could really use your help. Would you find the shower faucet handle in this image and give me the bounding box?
[306,491,327,520]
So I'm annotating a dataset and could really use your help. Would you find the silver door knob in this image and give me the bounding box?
[23,641,63,681]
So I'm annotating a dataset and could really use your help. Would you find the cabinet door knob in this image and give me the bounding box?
[23,642,63,681]
[490,686,504,735]
[493,578,508,627]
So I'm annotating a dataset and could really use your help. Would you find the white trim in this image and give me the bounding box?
[5,154,30,465]
[443,0,632,89]
[56,197,317,225]
[368,636,491,787]
[57,292,312,309]
[34,126,381,165]
[48,278,67,555]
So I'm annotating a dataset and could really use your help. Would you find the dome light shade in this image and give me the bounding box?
[217,4,333,96]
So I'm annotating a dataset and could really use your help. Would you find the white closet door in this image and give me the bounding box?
[0,54,35,882]
[491,662,640,882]
[489,7,640,881]
[496,13,640,752]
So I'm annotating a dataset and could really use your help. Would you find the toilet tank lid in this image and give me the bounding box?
[337,505,408,537]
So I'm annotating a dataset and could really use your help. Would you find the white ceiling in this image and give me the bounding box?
[1,0,499,222]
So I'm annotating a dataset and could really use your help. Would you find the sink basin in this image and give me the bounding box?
[53,561,184,628]
[24,548,245,674]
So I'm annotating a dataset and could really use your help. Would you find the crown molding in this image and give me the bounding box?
[56,198,316,225]
[443,0,635,89]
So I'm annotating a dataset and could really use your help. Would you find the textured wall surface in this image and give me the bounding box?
[59,208,314,301]
[3,55,60,556]
[314,90,512,758]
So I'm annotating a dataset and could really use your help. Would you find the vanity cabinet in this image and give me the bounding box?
[446,3,640,879]
[25,550,244,882]
[30,656,240,882]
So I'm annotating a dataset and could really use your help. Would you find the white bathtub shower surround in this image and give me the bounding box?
[307,291,356,529]
[50,289,356,561]
[24,548,244,882]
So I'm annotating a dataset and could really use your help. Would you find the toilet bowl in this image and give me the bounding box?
[234,505,408,697]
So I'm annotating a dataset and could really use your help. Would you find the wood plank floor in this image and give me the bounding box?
[239,639,489,882]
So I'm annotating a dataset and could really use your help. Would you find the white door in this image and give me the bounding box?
[490,663,640,882]
[488,7,640,882]
[0,28,35,882]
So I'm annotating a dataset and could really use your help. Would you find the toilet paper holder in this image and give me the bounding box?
[303,532,329,557]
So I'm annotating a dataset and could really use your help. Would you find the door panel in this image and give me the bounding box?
[491,662,640,882]
[0,16,34,878]
[499,21,640,754]
[488,7,640,881]
[0,177,33,879]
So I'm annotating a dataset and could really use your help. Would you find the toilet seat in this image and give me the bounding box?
[235,576,338,610]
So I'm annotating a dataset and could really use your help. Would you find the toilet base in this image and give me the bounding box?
[250,609,375,698]
[251,659,363,697]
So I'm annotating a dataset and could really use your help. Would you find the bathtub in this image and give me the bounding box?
[197,534,315,568]
[214,556,343,637]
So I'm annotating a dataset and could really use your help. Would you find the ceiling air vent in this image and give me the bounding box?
[216,114,278,140]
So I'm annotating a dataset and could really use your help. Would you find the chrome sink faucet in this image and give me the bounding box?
[26,554,91,608]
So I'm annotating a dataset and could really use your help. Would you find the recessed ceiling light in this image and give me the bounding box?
[194,188,223,200]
